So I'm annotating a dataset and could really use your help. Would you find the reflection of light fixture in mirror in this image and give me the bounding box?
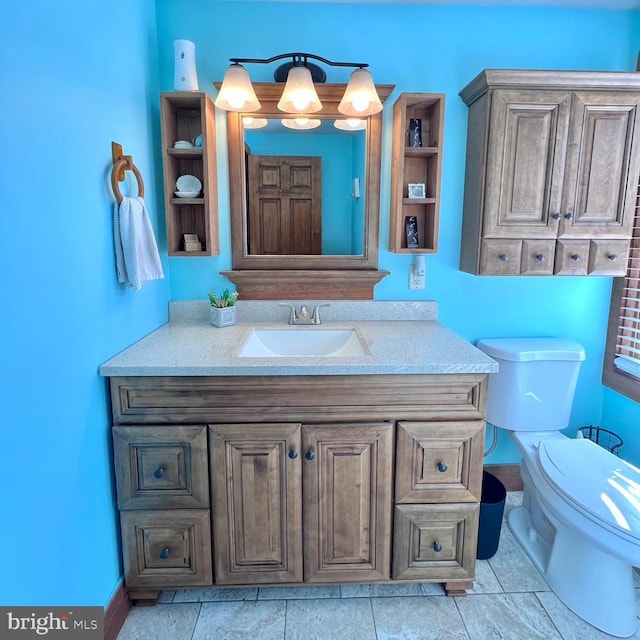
[242,116,268,129]
[334,118,367,131]
[215,53,382,117]
[281,117,321,130]
[215,63,261,112]
[338,68,383,117]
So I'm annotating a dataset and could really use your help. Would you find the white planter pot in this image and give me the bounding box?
[211,306,236,328]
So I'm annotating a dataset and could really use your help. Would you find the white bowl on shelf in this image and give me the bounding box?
[174,190,201,198]
[176,174,202,192]
[173,140,193,149]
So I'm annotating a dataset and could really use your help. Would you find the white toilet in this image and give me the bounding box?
[477,337,640,638]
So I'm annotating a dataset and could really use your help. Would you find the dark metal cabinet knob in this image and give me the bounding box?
[608,254,618,262]
[437,462,448,473]
[305,450,315,461]
[551,213,562,220]
[433,542,443,552]
[498,253,509,262]
[571,254,581,262]
[153,467,165,479]
[159,547,170,559]
[535,254,545,262]
[564,212,574,220]
[288,450,298,459]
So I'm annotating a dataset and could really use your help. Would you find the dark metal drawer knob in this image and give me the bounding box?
[433,542,443,553]
[535,254,545,262]
[571,254,581,262]
[159,547,170,559]
[153,467,165,479]
[437,462,448,473]
[498,253,509,262]
[608,254,618,262]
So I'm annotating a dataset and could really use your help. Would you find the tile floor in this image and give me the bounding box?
[117,493,640,640]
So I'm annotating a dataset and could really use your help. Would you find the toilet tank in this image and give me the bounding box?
[476,338,585,431]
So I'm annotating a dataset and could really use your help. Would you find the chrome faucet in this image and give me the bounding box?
[279,303,331,325]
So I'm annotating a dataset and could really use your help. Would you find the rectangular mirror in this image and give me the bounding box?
[220,83,394,272]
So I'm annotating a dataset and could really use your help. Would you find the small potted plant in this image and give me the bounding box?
[208,288,239,327]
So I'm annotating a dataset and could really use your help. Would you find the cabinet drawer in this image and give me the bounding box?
[479,240,521,275]
[395,421,484,503]
[520,240,555,275]
[588,239,630,276]
[554,240,590,275]
[113,426,209,509]
[120,510,212,588]
[392,504,478,581]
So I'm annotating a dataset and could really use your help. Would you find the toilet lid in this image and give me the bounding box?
[538,438,640,541]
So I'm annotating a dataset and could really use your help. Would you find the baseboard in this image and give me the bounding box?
[484,463,523,492]
[104,581,130,640]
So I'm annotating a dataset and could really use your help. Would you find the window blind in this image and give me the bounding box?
[614,186,640,379]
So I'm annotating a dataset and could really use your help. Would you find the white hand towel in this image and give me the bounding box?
[113,196,164,291]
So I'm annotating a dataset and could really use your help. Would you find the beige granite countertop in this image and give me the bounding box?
[99,301,497,377]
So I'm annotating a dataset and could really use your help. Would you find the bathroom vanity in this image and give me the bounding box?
[100,302,496,603]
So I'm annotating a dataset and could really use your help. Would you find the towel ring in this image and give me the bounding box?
[111,156,145,204]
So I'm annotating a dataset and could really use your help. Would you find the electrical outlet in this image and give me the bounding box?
[409,265,425,290]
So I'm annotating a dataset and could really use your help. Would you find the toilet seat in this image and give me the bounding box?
[537,438,640,543]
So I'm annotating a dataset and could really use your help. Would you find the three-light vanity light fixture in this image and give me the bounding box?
[215,52,382,131]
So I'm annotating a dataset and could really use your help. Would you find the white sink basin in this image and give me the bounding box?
[238,329,368,358]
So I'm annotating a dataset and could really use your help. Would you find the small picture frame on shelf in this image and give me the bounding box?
[407,183,426,199]
[405,216,419,248]
[409,118,422,147]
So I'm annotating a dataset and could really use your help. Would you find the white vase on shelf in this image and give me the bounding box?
[174,39,199,91]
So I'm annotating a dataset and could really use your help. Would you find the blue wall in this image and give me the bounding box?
[2,0,639,610]
[1,0,169,608]
[156,1,638,464]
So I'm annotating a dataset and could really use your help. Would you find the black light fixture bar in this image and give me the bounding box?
[228,52,369,83]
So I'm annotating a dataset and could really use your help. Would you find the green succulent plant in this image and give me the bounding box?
[208,288,239,308]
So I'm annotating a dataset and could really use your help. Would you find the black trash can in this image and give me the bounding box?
[476,470,507,560]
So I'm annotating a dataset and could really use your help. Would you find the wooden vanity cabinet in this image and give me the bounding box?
[459,70,640,276]
[109,374,486,601]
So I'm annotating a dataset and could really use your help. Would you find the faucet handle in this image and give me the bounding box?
[278,303,298,325]
[311,303,331,325]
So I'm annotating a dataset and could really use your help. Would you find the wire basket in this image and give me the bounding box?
[578,425,623,456]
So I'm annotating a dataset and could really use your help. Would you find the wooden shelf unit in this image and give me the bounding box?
[390,93,445,254]
[160,92,219,256]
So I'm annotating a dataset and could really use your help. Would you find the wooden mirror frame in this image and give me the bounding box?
[218,82,395,299]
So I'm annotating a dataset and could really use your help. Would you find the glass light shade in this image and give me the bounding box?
[242,117,268,129]
[215,64,261,112]
[281,117,321,130]
[277,66,323,114]
[338,68,383,117]
[334,118,367,131]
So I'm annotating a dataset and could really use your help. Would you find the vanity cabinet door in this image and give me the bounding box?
[392,504,479,581]
[113,425,209,510]
[482,89,570,239]
[559,92,640,239]
[302,422,393,583]
[210,423,303,585]
[120,510,212,588]
[395,421,485,504]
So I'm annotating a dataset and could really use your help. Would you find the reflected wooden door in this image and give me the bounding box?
[247,155,322,255]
